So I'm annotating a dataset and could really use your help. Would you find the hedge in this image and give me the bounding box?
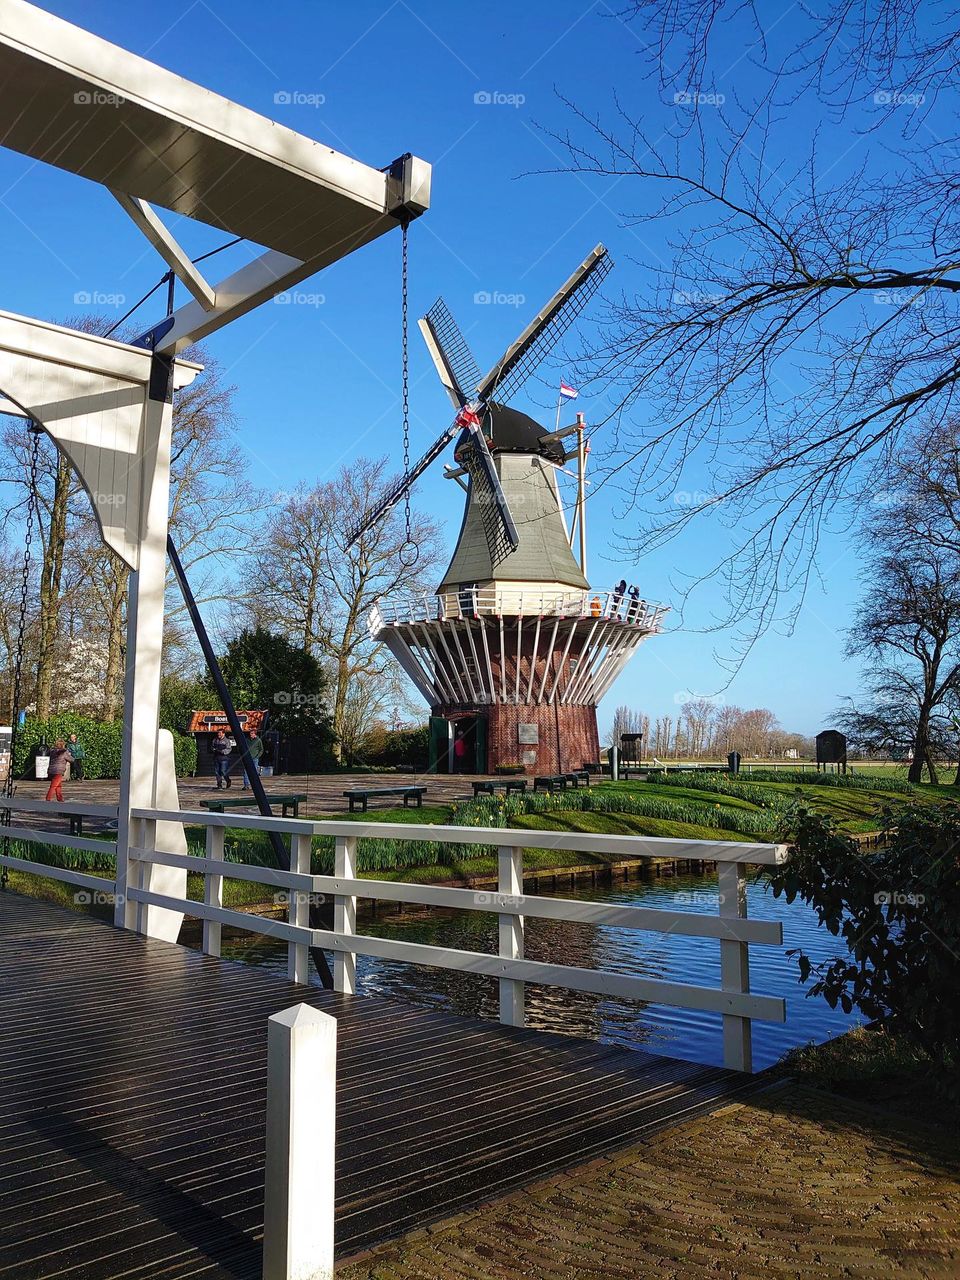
[13,713,197,780]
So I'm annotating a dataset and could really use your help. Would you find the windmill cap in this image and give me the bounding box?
[453,402,565,464]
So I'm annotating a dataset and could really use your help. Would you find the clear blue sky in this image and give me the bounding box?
[0,0,872,737]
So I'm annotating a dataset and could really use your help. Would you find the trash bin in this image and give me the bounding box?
[727,751,741,775]
[35,744,50,780]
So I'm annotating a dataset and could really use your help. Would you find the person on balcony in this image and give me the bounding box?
[44,739,74,803]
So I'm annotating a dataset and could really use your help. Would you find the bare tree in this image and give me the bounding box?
[243,457,443,762]
[543,1,960,660]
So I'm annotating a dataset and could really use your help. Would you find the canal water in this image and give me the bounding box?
[221,868,860,1070]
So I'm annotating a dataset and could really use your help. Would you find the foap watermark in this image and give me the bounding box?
[674,89,725,107]
[874,289,925,307]
[473,891,525,908]
[74,289,126,307]
[274,90,326,107]
[874,89,925,108]
[875,889,925,906]
[74,89,125,107]
[474,290,526,307]
[673,489,722,508]
[75,889,124,906]
[676,889,725,907]
[673,689,725,707]
[274,290,325,307]
[272,891,328,907]
[672,288,726,307]
[91,491,126,507]
[473,90,526,108]
[274,690,325,707]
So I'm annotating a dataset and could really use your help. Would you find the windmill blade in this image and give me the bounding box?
[345,424,457,548]
[419,297,482,408]
[455,415,520,565]
[476,244,612,407]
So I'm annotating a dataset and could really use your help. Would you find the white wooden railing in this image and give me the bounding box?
[370,587,669,631]
[0,797,119,896]
[121,807,787,1073]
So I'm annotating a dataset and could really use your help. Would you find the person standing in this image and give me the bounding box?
[211,729,235,789]
[45,739,74,803]
[67,733,86,781]
[240,731,264,789]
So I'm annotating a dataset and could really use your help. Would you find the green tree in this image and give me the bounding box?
[212,627,334,762]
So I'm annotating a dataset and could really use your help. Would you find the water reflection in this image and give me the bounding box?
[220,869,860,1070]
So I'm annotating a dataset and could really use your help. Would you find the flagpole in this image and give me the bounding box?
[554,392,562,432]
[576,411,587,575]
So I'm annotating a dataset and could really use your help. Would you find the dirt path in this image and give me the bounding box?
[338,1083,960,1279]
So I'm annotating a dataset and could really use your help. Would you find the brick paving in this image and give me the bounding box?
[9,770,483,818]
[338,1084,960,1279]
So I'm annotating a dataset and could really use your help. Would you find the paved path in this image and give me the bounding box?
[11,770,490,820]
[339,1083,960,1278]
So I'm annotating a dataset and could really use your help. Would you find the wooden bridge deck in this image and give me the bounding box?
[0,892,767,1279]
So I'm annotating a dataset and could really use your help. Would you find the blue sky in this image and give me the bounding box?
[0,0,873,736]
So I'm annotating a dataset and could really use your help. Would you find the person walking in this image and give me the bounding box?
[45,739,74,803]
[211,729,235,789]
[240,731,264,789]
[67,733,86,781]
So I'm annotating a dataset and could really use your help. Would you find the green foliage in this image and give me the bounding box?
[13,714,195,781]
[213,626,335,764]
[159,673,212,734]
[735,768,915,792]
[765,804,960,1072]
[358,725,429,770]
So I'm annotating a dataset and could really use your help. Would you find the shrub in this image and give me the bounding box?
[358,725,430,770]
[14,713,197,780]
[765,803,960,1073]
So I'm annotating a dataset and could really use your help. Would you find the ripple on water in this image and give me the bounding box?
[220,870,861,1069]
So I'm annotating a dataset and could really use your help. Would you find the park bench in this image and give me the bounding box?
[533,775,569,793]
[343,785,426,814]
[565,771,592,787]
[200,793,307,818]
[68,814,118,838]
[471,779,529,797]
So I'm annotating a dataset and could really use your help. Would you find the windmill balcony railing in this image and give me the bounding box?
[370,587,668,633]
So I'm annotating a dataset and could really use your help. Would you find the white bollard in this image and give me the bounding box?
[263,1004,337,1280]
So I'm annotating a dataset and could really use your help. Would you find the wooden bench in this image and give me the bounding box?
[343,786,426,814]
[200,793,307,818]
[565,771,591,788]
[471,779,529,797]
[533,775,569,793]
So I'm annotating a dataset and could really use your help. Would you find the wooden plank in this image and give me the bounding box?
[0,891,774,1278]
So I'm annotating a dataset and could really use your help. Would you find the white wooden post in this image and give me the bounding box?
[116,369,186,935]
[289,834,312,985]
[203,824,225,957]
[333,836,358,995]
[263,1004,336,1280]
[717,860,752,1072]
[497,844,524,1027]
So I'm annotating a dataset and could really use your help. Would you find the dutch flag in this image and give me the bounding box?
[559,382,578,400]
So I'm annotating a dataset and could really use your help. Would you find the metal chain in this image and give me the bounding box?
[2,426,41,888]
[399,220,418,569]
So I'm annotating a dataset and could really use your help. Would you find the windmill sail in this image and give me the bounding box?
[420,298,482,407]
[454,421,520,565]
[477,244,612,406]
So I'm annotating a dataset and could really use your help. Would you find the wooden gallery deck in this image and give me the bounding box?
[0,892,765,1279]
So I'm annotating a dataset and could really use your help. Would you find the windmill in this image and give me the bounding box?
[348,244,612,564]
[363,244,669,778]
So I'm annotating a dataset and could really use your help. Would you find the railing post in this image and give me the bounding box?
[497,844,524,1027]
[717,860,752,1072]
[333,835,358,995]
[289,833,311,985]
[263,1003,336,1280]
[202,824,224,957]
